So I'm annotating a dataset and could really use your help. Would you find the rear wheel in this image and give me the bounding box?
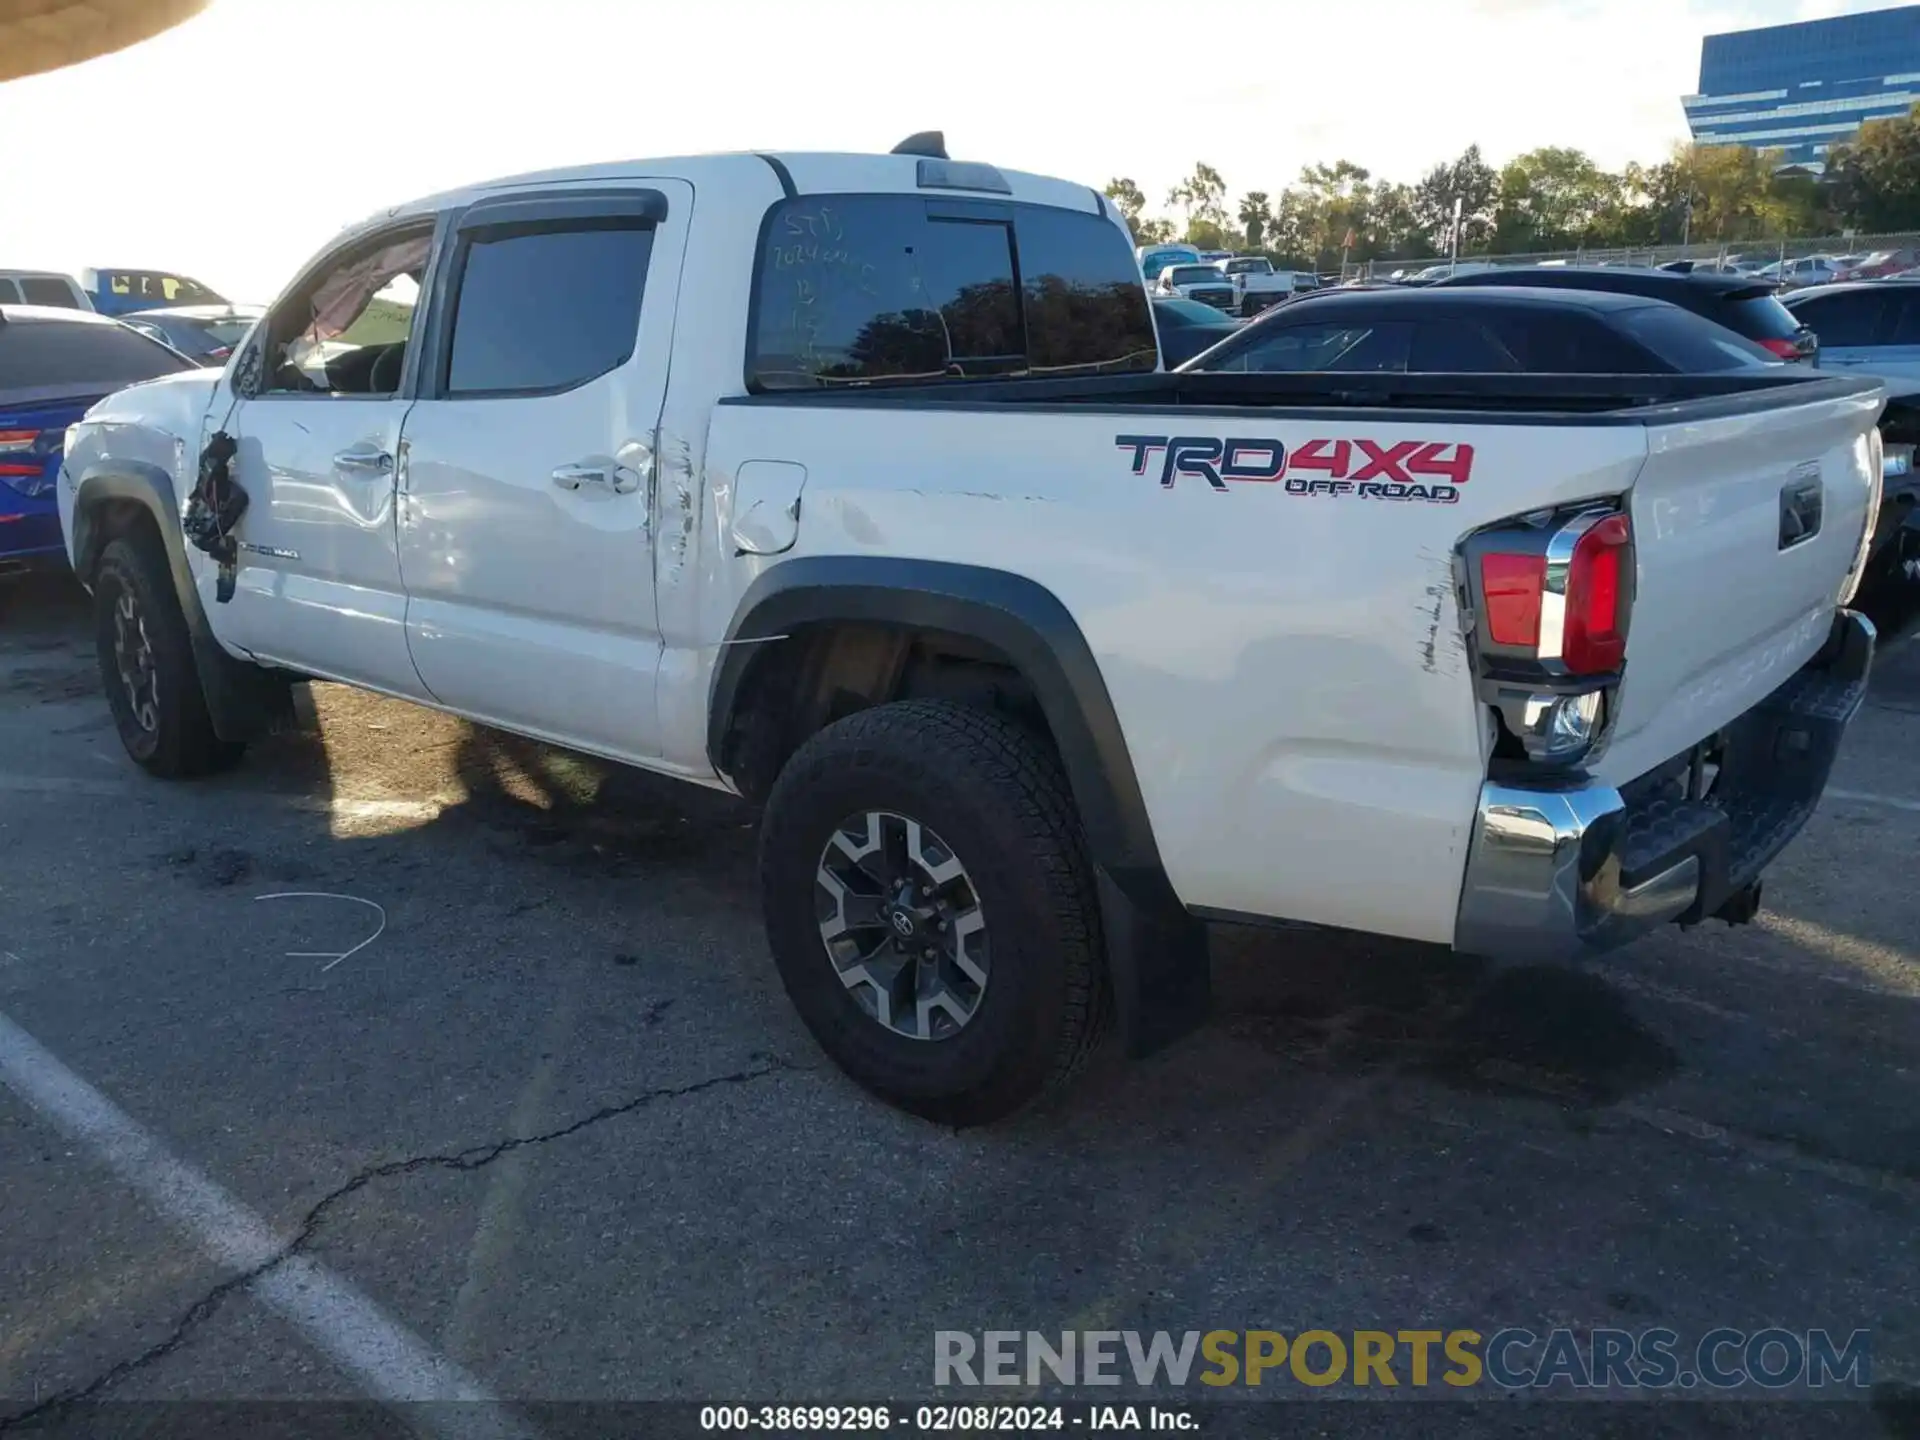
[759,700,1105,1126]
[93,535,244,777]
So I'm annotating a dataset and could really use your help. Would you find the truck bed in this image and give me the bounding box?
[705,362,1882,945]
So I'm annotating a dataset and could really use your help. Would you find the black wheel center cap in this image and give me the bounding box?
[884,905,921,943]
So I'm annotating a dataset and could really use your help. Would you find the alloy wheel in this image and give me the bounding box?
[111,589,159,734]
[814,810,989,1041]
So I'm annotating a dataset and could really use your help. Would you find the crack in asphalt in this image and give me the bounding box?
[0,1056,793,1432]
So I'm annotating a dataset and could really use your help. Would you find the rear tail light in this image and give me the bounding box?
[0,426,68,496]
[1562,513,1629,673]
[1461,505,1635,769]
[1480,553,1545,647]
[1474,510,1631,678]
[208,345,233,361]
[1758,337,1802,361]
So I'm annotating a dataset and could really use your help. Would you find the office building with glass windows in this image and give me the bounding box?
[1683,5,1920,172]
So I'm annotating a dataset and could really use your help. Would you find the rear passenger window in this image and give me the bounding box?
[1614,307,1773,371]
[18,277,80,308]
[1790,290,1885,347]
[1487,315,1650,373]
[445,221,654,395]
[748,195,1154,389]
[1209,320,1412,373]
[1409,321,1520,372]
[1883,293,1920,346]
[0,280,19,303]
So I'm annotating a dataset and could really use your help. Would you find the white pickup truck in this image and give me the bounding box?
[1213,256,1311,316]
[58,137,1882,1124]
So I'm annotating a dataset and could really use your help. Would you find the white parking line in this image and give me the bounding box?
[0,1010,535,1439]
[1826,787,1920,815]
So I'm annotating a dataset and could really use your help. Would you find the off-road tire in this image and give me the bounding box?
[93,535,244,777]
[760,699,1106,1125]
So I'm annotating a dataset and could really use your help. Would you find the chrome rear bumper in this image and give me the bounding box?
[1453,609,1875,962]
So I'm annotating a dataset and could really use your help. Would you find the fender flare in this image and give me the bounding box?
[707,556,1210,1054]
[69,463,288,743]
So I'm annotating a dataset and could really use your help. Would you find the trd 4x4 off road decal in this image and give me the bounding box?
[1116,434,1473,503]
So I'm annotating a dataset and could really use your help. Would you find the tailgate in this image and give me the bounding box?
[1593,384,1882,784]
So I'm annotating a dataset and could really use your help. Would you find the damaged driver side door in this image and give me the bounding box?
[212,218,442,700]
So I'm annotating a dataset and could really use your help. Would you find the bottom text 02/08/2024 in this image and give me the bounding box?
[698,1404,1197,1432]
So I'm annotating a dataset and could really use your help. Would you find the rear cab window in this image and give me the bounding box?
[749,195,1156,389]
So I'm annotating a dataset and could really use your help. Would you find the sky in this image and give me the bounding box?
[0,0,1906,302]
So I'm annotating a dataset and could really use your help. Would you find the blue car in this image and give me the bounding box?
[79,267,226,319]
[0,306,195,575]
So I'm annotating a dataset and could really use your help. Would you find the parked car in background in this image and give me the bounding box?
[1154,263,1237,310]
[80,267,226,318]
[1402,260,1506,284]
[1660,257,1763,276]
[1149,296,1240,365]
[1755,255,1842,290]
[0,270,92,310]
[1841,247,1919,280]
[1782,281,1920,378]
[1780,280,1920,582]
[1211,256,1294,315]
[1178,285,1780,375]
[1135,242,1202,289]
[0,306,194,575]
[120,304,264,365]
[1432,265,1816,362]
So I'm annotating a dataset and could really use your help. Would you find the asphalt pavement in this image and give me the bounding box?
[1,573,1917,1438]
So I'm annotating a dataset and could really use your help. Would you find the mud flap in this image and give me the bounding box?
[1096,866,1211,1056]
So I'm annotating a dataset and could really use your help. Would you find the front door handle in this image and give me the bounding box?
[335,448,394,474]
[552,462,641,494]
[551,463,609,491]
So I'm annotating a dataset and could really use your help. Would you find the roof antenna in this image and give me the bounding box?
[891,131,949,160]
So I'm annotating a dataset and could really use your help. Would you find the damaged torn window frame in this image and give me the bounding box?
[258,225,435,397]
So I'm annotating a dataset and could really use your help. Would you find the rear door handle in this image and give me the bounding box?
[335,449,394,474]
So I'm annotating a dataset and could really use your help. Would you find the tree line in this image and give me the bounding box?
[1107,103,1920,272]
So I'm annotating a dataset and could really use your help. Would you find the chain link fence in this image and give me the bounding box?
[1342,232,1920,283]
